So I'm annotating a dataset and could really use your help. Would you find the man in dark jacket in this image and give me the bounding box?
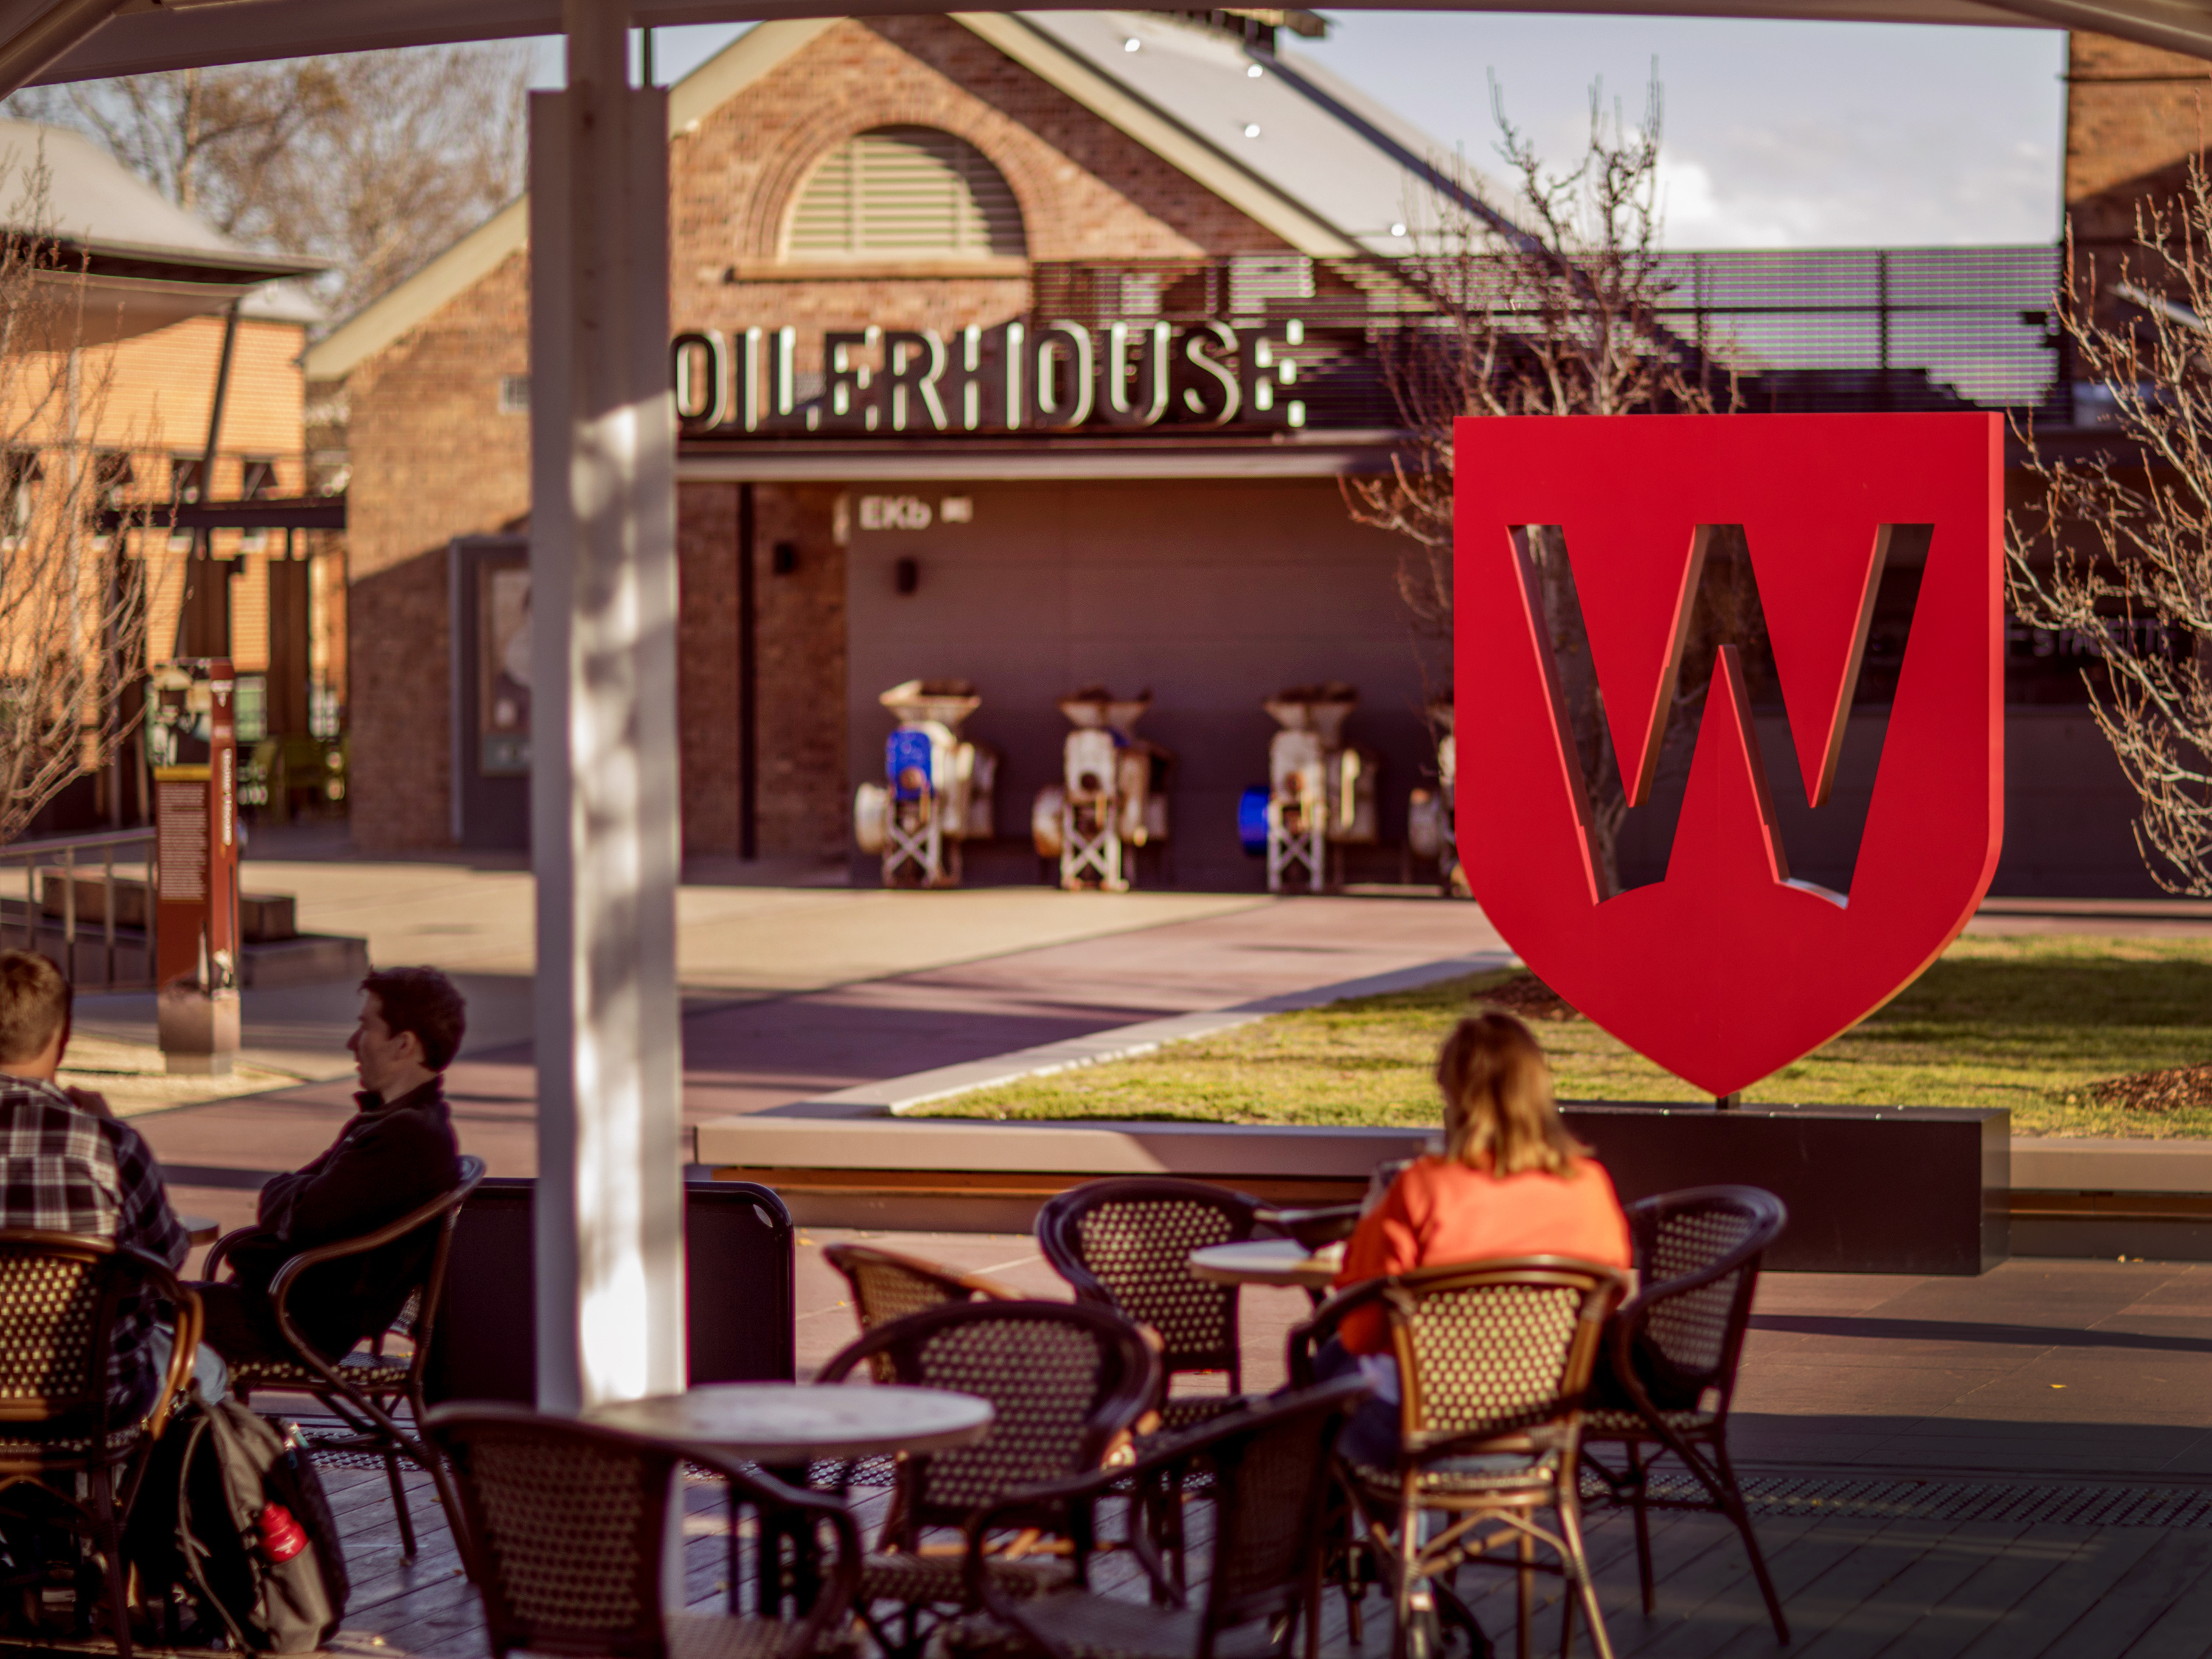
[198,967,465,1366]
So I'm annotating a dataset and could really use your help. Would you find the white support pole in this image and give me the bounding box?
[529,0,685,1411]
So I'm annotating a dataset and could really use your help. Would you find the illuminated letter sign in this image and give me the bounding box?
[671,320,1305,437]
[1455,414,2003,1098]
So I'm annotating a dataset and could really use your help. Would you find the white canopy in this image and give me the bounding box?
[7,0,2209,96]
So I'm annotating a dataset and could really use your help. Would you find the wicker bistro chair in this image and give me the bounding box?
[1578,1186,1789,1644]
[822,1243,1024,1377]
[0,1231,201,1659]
[428,1403,862,1659]
[203,1153,485,1557]
[1037,1179,1270,1433]
[816,1298,1159,1659]
[1290,1258,1628,1659]
[945,1377,1371,1659]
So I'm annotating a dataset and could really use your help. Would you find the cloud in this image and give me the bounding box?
[1296,13,2067,251]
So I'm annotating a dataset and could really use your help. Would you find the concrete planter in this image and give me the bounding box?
[698,1102,2011,1274]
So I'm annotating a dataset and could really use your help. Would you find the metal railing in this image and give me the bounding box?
[1023,244,2067,425]
[0,827,157,992]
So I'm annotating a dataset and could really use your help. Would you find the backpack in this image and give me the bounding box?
[126,1389,350,1652]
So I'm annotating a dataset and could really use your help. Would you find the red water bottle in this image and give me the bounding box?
[258,1503,306,1562]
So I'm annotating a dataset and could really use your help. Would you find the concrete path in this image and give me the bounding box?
[118,878,1503,1268]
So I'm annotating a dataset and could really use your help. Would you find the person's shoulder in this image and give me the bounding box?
[1565,1155,1621,1195]
[0,1074,69,1116]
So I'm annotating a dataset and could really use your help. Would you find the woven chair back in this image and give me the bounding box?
[824,1243,985,1383]
[1388,1259,1624,1455]
[434,1409,678,1659]
[1036,1178,1261,1376]
[1204,1377,1365,1629]
[822,1298,1155,1530]
[1626,1186,1786,1408]
[0,1234,152,1434]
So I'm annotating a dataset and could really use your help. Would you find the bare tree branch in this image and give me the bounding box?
[10,45,529,316]
[0,155,148,844]
[1343,70,1732,892]
[2009,155,2212,895]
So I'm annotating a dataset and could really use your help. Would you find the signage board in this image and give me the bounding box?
[1455,414,2003,1099]
[672,319,1308,438]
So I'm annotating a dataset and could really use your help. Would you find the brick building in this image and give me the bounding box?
[310,10,1453,879]
[316,15,2210,896]
[0,119,331,829]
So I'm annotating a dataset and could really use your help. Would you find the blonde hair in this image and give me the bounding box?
[1436,1012,1588,1178]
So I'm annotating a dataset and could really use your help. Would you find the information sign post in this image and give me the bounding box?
[147,658,241,1074]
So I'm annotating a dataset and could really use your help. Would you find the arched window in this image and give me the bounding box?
[786,127,1025,260]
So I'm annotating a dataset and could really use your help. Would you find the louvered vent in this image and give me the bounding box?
[787,127,1025,260]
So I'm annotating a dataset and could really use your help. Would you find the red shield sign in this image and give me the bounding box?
[1455,414,2003,1098]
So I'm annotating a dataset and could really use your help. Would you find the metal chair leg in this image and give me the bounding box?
[1557,1497,1614,1659]
[1392,1491,1422,1659]
[91,1467,130,1659]
[1706,1439,1789,1644]
[1516,1529,1534,1659]
[1625,1442,1655,1616]
[383,1449,417,1557]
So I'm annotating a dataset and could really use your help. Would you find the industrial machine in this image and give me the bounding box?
[1032,689,1171,891]
[852,679,997,888]
[146,658,241,1073]
[1407,695,1461,894]
[1245,684,1379,893]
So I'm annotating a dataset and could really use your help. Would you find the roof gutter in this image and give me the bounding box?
[0,0,123,100]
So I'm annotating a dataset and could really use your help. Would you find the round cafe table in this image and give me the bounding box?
[581,1381,993,1464]
[179,1214,220,1248]
[1189,1237,1343,1293]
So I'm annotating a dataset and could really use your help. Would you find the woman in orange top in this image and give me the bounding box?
[1315,1009,1632,1467]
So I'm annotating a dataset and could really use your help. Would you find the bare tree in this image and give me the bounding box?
[0,160,147,843]
[2009,155,2212,894]
[1344,75,1735,890]
[11,44,529,316]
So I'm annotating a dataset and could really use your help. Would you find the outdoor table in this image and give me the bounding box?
[582,1380,993,1463]
[1189,1238,1343,1292]
[585,1382,993,1615]
[180,1215,220,1248]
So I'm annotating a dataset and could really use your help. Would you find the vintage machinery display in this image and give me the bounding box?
[852,679,997,888]
[146,658,241,1074]
[1030,689,1172,891]
[1244,684,1379,893]
[1407,695,1460,894]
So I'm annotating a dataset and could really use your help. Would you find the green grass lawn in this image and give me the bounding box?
[922,934,2212,1138]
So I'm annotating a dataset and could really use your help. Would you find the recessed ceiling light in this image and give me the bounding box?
[1391,223,1408,237]
[1244,123,1262,138]
[1124,36,1141,51]
[1247,63,1264,77]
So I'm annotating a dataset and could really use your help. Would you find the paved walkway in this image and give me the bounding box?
[792,1229,2212,1480]
[111,863,1501,1265]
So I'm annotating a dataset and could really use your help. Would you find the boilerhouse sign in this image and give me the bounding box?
[672,319,1310,436]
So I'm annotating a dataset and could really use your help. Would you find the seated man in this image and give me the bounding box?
[198,967,465,1368]
[0,950,187,1419]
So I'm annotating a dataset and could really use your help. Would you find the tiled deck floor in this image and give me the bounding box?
[294,1449,2212,1659]
[18,1237,2212,1658]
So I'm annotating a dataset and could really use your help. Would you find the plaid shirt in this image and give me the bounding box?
[0,1074,187,1416]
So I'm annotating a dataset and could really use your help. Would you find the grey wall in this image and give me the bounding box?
[844,477,1439,890]
[844,477,2165,899]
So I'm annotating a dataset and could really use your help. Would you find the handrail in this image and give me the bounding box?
[0,826,157,992]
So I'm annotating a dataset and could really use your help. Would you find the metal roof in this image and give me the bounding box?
[1018,11,1485,257]
[0,116,321,338]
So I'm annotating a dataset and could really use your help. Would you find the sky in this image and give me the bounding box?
[540,11,2070,252]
